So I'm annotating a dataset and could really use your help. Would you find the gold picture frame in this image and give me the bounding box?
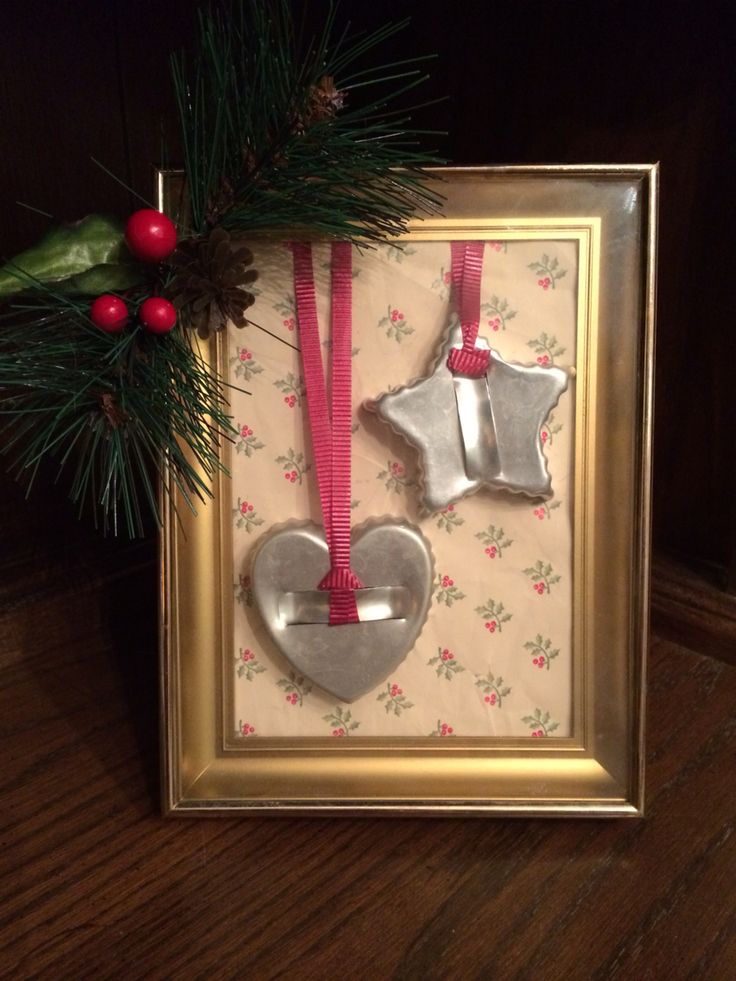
[159,165,657,817]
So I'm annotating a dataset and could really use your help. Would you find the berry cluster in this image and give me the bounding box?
[530,729,545,737]
[533,582,545,595]
[484,545,498,558]
[283,394,297,408]
[389,683,403,697]
[332,727,347,737]
[536,354,551,366]
[532,655,546,669]
[241,649,255,663]
[240,425,253,438]
[489,241,503,252]
[440,574,454,588]
[239,349,253,362]
[484,692,497,706]
[283,317,296,332]
[487,316,502,332]
[241,722,256,736]
[438,722,454,736]
[537,276,552,290]
[485,620,497,633]
[283,469,299,483]
[390,308,405,322]
[90,210,178,335]
[285,692,299,705]
[240,500,254,515]
[533,506,546,520]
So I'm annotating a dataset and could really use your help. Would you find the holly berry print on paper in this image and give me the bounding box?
[236,424,265,456]
[377,682,414,716]
[233,499,265,533]
[377,460,415,495]
[323,706,360,737]
[475,598,512,634]
[430,266,453,300]
[378,305,414,342]
[528,254,567,291]
[428,647,465,680]
[273,372,306,409]
[540,412,563,447]
[429,720,455,737]
[488,241,507,253]
[533,500,562,521]
[475,670,511,708]
[527,332,566,366]
[434,573,466,607]
[524,635,560,671]
[276,448,310,485]
[277,671,313,706]
[381,242,417,264]
[230,348,264,381]
[436,503,464,534]
[235,574,253,608]
[273,293,295,319]
[239,720,256,737]
[522,708,560,737]
[236,648,267,681]
[475,524,513,559]
[480,296,517,332]
[524,560,561,595]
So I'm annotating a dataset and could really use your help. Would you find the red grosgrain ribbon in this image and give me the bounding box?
[292,241,363,625]
[446,240,489,377]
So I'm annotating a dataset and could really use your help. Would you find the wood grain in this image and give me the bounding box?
[1,546,735,979]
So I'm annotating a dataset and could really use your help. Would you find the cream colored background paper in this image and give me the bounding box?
[229,239,577,738]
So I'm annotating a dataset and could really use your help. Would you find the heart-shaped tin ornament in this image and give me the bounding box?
[251,518,434,702]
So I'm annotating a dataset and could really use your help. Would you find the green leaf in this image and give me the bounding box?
[55,262,150,295]
[0,215,131,299]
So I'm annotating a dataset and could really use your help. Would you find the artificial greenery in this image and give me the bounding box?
[170,0,444,240]
[0,0,442,536]
[0,280,233,536]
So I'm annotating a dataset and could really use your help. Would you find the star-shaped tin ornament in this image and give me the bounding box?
[365,321,569,513]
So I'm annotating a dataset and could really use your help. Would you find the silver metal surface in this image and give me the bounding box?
[251,518,434,702]
[366,321,569,512]
[279,585,414,625]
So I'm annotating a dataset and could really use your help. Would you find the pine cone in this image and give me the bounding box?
[166,228,258,339]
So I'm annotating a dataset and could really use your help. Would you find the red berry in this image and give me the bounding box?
[90,294,128,333]
[124,209,177,262]
[139,297,176,334]
[447,727,454,734]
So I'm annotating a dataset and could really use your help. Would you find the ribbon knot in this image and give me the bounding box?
[447,341,491,378]
[318,567,364,591]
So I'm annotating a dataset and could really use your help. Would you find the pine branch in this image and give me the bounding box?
[170,0,445,241]
[0,288,235,537]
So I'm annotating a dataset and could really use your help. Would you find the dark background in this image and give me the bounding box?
[1,0,732,579]
[1,2,734,977]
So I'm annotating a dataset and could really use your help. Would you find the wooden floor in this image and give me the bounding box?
[1,490,735,979]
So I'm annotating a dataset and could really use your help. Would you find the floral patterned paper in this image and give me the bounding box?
[230,239,577,738]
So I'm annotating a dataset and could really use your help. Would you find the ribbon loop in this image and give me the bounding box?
[292,242,361,625]
[446,241,488,378]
